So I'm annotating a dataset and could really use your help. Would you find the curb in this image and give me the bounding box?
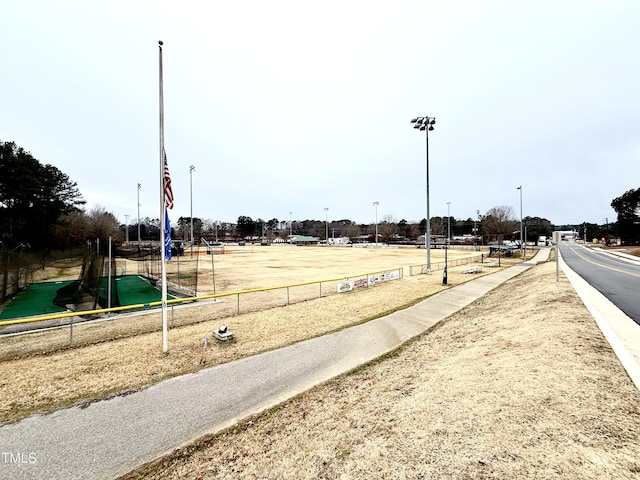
[559,253,640,391]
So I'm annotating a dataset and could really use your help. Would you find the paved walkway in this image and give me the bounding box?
[0,248,575,480]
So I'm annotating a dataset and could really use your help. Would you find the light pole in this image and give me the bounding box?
[473,210,478,250]
[411,115,436,272]
[446,202,451,243]
[443,201,450,285]
[373,201,379,247]
[137,183,141,250]
[124,214,129,245]
[289,211,292,237]
[324,208,329,244]
[190,165,195,246]
[517,186,523,256]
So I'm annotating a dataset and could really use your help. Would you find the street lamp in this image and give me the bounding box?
[524,222,528,261]
[190,165,195,246]
[137,183,141,250]
[411,115,436,273]
[518,185,527,258]
[324,207,329,244]
[477,209,483,248]
[443,201,450,285]
[517,186,523,256]
[373,201,379,247]
[446,202,451,243]
[473,210,478,249]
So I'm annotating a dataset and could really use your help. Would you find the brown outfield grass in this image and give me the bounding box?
[122,259,640,480]
[0,246,496,423]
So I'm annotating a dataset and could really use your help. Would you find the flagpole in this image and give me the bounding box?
[159,40,169,353]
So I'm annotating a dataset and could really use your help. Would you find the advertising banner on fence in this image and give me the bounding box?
[352,276,369,289]
[337,279,353,293]
[383,269,401,281]
[368,269,401,285]
[338,269,401,293]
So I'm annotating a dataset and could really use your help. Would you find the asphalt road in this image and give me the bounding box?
[559,241,640,325]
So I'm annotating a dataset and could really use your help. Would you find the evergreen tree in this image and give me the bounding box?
[0,141,85,248]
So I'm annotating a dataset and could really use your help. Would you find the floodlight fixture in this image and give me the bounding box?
[410,115,436,272]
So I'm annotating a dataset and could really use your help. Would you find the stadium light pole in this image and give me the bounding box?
[373,201,379,247]
[517,185,523,256]
[137,183,141,250]
[411,116,436,273]
[190,165,195,247]
[324,207,329,244]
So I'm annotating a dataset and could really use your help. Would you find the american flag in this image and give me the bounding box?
[163,150,174,209]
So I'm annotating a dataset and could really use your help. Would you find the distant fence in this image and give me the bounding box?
[409,254,484,276]
[0,266,404,344]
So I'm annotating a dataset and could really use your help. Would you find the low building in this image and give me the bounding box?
[289,235,320,246]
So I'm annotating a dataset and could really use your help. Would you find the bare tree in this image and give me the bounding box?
[51,210,89,247]
[482,205,518,238]
[342,222,362,240]
[378,214,398,242]
[430,217,445,236]
[87,206,123,242]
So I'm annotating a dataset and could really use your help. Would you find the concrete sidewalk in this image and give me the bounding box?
[1,250,549,480]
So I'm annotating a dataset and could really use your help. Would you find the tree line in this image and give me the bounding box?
[2,140,639,252]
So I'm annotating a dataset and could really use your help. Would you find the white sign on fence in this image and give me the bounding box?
[338,269,401,294]
[336,280,353,293]
[369,269,400,285]
[382,270,401,281]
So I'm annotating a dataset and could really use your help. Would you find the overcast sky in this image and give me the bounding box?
[2,1,638,228]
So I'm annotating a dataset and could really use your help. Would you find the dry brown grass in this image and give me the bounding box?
[604,245,640,257]
[123,260,640,480]
[0,246,484,356]
[0,246,505,423]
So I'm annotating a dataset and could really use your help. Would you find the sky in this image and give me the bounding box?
[2,1,639,228]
